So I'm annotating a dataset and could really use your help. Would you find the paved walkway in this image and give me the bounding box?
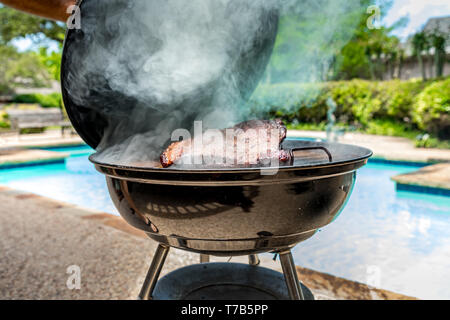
[289,130,450,163]
[0,130,83,167]
[0,186,416,300]
[0,130,83,149]
[1,129,449,164]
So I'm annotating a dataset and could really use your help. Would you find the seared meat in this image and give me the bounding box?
[160,119,290,168]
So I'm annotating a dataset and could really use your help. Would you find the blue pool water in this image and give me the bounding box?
[0,145,117,215]
[0,144,449,299]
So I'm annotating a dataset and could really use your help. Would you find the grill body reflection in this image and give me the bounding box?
[106,172,355,255]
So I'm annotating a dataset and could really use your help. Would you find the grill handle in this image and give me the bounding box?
[288,146,333,163]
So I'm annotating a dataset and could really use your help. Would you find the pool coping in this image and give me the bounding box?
[0,133,84,149]
[395,183,450,196]
[391,163,450,195]
[369,158,450,197]
[288,130,450,164]
[369,156,433,167]
[26,141,87,150]
[0,140,88,169]
[2,130,449,168]
[0,153,440,170]
[0,148,70,169]
[0,158,67,170]
[2,141,448,198]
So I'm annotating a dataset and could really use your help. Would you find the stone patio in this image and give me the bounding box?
[0,129,446,300]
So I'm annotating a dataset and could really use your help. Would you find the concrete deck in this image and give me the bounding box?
[0,186,416,300]
[0,130,83,167]
[0,129,441,299]
[288,130,450,163]
[0,186,197,300]
[0,129,83,149]
[1,129,449,164]
[0,129,449,165]
[391,163,450,191]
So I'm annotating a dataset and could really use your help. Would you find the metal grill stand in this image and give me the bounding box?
[138,244,310,300]
[138,244,170,300]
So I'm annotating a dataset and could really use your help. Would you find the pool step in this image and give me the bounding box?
[391,163,450,196]
[0,148,69,169]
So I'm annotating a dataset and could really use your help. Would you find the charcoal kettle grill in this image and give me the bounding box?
[88,142,371,300]
[61,0,372,300]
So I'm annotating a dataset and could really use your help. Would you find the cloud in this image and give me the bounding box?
[383,0,450,39]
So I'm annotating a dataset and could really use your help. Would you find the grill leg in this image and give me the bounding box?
[248,254,260,266]
[279,250,305,300]
[138,244,170,300]
[200,254,210,263]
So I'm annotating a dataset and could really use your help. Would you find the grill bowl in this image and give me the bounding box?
[91,140,371,255]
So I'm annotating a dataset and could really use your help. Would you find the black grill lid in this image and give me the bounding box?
[61,0,279,149]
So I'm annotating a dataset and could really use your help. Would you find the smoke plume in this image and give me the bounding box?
[63,0,364,165]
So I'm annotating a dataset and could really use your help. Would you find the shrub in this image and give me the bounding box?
[0,110,9,128]
[364,119,419,139]
[12,93,63,109]
[379,79,426,120]
[20,128,46,134]
[249,78,447,135]
[328,80,376,126]
[249,82,326,121]
[412,78,450,139]
[0,45,51,94]
[0,83,13,96]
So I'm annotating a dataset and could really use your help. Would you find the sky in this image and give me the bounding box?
[382,0,450,39]
[12,0,450,51]
[13,35,60,53]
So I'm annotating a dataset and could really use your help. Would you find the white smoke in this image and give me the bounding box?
[63,0,364,166]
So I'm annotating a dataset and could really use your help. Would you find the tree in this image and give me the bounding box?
[412,32,428,80]
[424,33,433,79]
[0,44,51,94]
[267,0,378,83]
[385,36,400,79]
[335,0,407,80]
[0,5,65,45]
[37,46,62,81]
[429,30,447,78]
[0,5,63,92]
[397,48,405,79]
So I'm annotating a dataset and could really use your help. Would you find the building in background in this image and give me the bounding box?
[388,16,450,80]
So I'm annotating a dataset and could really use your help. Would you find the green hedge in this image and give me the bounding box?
[412,78,450,139]
[0,93,64,129]
[0,110,9,129]
[12,93,63,109]
[249,78,449,138]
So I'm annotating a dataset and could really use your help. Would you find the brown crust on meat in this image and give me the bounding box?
[160,140,190,168]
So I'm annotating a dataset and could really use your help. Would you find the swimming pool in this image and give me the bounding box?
[1,144,449,299]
